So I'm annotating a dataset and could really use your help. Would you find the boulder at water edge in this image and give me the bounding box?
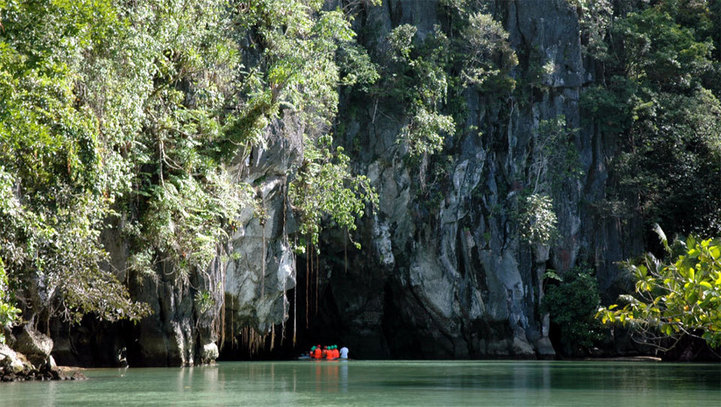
[14,325,53,368]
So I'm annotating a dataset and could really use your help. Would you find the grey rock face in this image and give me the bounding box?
[0,343,29,374]
[201,342,219,364]
[313,0,639,359]
[129,120,300,365]
[14,325,53,368]
[51,115,301,367]
[222,115,300,347]
[0,329,74,381]
[1,342,86,381]
[133,274,197,366]
[48,1,640,364]
[114,113,300,365]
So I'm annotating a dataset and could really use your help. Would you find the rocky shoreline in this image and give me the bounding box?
[1,326,87,382]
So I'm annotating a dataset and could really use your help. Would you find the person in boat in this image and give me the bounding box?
[312,345,322,359]
[339,346,349,359]
[326,345,339,360]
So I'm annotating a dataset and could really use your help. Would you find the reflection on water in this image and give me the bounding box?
[1,360,720,406]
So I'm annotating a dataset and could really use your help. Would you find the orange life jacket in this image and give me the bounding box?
[312,348,322,359]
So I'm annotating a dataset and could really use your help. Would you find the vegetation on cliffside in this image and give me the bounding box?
[0,0,375,337]
[576,0,721,353]
[0,260,20,343]
[579,0,721,238]
[1,0,721,360]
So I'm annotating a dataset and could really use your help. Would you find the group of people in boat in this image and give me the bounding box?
[309,344,349,360]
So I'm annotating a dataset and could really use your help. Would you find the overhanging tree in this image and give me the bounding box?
[597,226,721,350]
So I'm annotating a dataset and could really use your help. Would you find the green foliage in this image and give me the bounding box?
[529,115,583,194]
[337,42,380,90]
[542,266,605,354]
[388,24,418,62]
[514,115,582,246]
[712,0,721,60]
[234,1,357,138]
[516,193,558,246]
[568,0,613,58]
[0,0,374,328]
[614,6,713,91]
[289,135,378,248]
[401,106,455,157]
[0,0,152,323]
[598,230,721,349]
[338,0,382,16]
[236,0,379,251]
[382,25,456,158]
[194,290,215,314]
[580,3,721,347]
[0,44,102,199]
[142,172,254,281]
[459,11,517,90]
[582,1,721,238]
[0,259,21,344]
[0,163,150,323]
[615,89,721,237]
[368,9,516,160]
[580,77,637,134]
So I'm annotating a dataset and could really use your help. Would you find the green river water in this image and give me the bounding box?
[1,360,719,406]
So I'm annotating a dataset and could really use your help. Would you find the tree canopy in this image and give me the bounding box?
[581,0,721,239]
[0,0,377,329]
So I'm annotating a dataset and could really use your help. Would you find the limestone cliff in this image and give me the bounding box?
[49,0,645,365]
[51,119,301,367]
[305,0,643,359]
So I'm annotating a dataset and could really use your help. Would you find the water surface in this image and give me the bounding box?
[2,360,720,406]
